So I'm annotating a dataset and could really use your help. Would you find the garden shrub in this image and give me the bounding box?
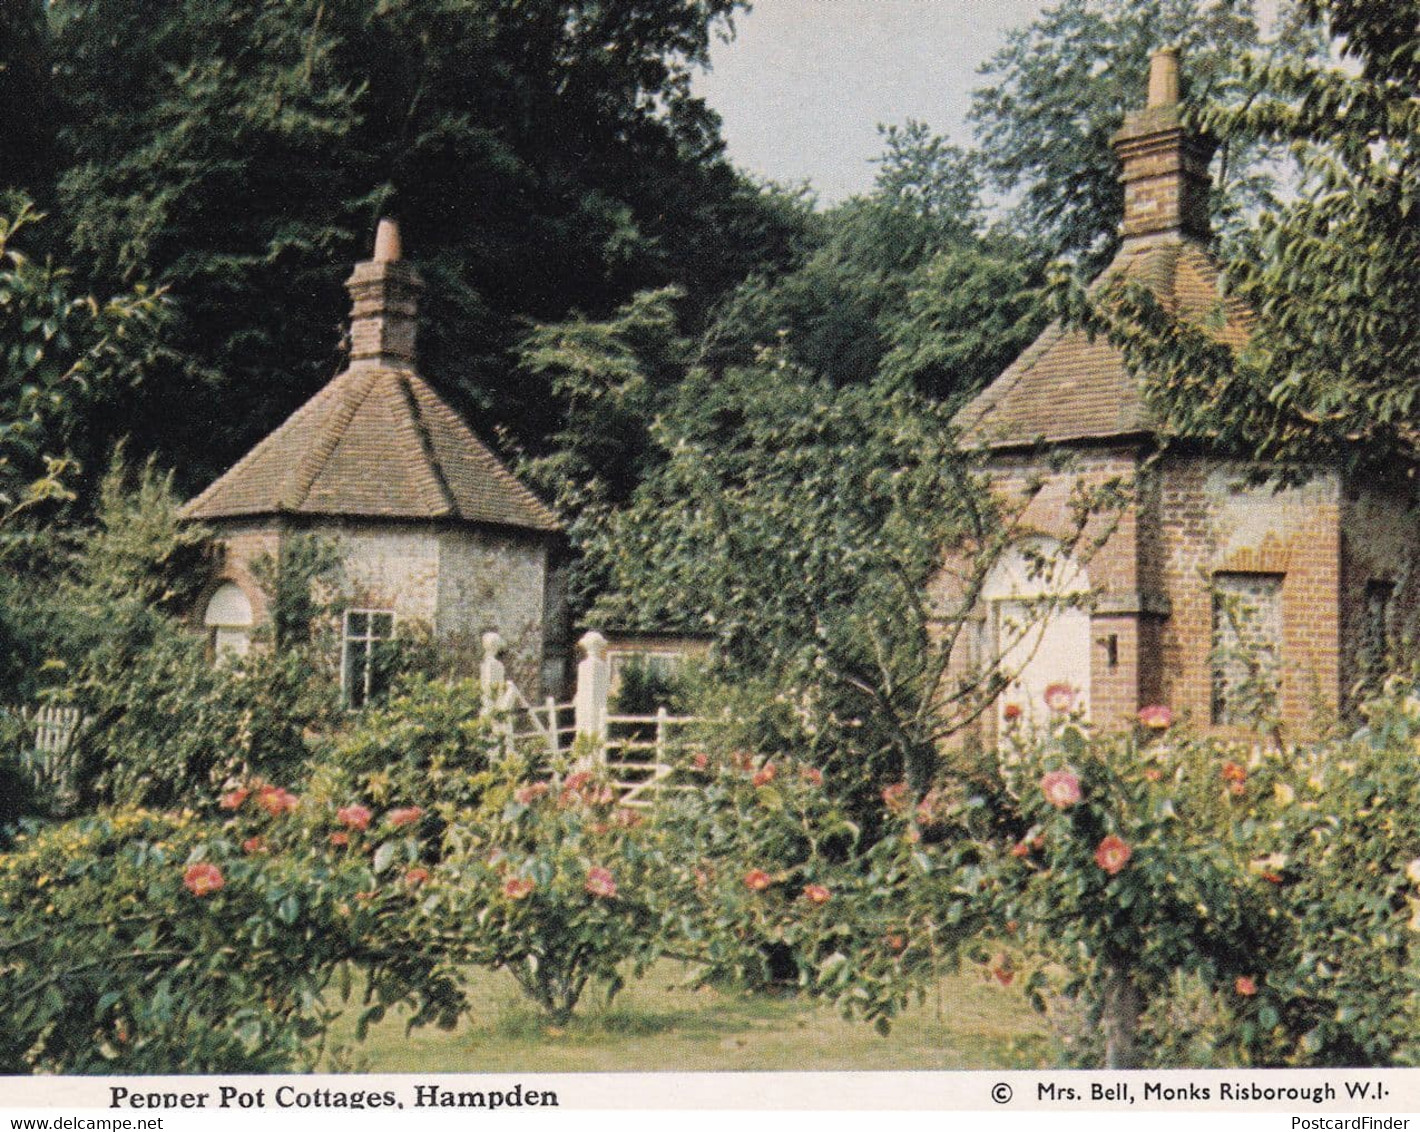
[425,759,669,1024]
[0,802,463,1073]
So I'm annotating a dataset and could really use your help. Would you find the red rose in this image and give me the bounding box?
[1235,975,1258,996]
[800,766,823,787]
[337,804,372,831]
[743,868,772,892]
[388,806,423,828]
[183,862,224,897]
[753,764,776,787]
[692,752,710,770]
[882,782,910,814]
[884,932,907,954]
[329,831,350,848]
[220,787,250,811]
[242,836,266,855]
[503,876,535,900]
[1094,835,1132,876]
[1261,871,1284,884]
[1222,762,1247,787]
[991,955,1015,986]
[1040,770,1082,808]
[802,884,831,905]
[1002,702,1023,722]
[1043,683,1075,713]
[1137,704,1173,730]
[585,866,617,898]
[257,786,299,815]
[1010,841,1031,859]
[404,867,430,887]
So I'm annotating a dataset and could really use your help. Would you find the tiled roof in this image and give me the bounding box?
[182,364,561,533]
[955,238,1253,449]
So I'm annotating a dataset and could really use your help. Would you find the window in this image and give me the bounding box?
[342,610,395,708]
[1210,573,1282,727]
[203,582,253,666]
[1359,579,1395,693]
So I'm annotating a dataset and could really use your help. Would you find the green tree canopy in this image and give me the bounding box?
[970,0,1323,268]
[43,0,803,490]
[1064,0,1419,481]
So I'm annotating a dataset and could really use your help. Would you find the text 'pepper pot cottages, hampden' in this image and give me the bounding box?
[949,47,1420,746]
[181,219,565,706]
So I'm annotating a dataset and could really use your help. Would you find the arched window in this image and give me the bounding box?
[982,538,1091,729]
[203,582,253,665]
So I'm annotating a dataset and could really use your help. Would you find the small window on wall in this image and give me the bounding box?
[1210,573,1283,727]
[1359,579,1395,693]
[342,610,395,709]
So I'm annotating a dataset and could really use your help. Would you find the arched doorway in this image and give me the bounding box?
[982,539,1091,730]
[203,582,253,664]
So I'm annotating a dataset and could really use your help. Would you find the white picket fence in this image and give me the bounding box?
[481,630,710,807]
[15,704,85,802]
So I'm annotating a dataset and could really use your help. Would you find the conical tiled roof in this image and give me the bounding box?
[955,238,1252,449]
[182,363,561,531]
[956,48,1252,451]
[185,219,559,532]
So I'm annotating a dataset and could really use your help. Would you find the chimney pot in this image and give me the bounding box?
[1147,47,1181,108]
[373,217,402,263]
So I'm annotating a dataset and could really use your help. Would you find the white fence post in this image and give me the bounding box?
[573,630,610,761]
[545,696,560,756]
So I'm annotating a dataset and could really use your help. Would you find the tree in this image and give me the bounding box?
[46,0,801,490]
[1060,0,1419,481]
[700,122,1045,397]
[0,201,161,540]
[584,360,1126,809]
[970,0,1322,268]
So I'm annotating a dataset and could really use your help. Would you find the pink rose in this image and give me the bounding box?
[1094,835,1132,876]
[1137,704,1173,730]
[1043,683,1075,713]
[388,806,423,827]
[585,866,617,898]
[802,884,831,904]
[503,876,534,900]
[337,804,372,831]
[1040,770,1082,809]
[183,862,224,897]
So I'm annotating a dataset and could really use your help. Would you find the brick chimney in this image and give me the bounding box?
[1112,47,1215,243]
[345,217,423,367]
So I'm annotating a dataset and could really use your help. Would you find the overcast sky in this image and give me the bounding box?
[692,0,1053,204]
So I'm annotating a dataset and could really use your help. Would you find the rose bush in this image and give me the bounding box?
[421,763,668,1024]
[0,804,463,1073]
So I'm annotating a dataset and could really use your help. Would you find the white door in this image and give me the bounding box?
[995,599,1091,728]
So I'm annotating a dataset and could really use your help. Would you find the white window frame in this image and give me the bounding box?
[341,608,396,708]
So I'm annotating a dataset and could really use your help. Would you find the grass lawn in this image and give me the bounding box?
[321,961,1056,1073]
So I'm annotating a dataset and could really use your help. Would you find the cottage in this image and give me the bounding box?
[182,220,565,703]
[953,48,1419,742]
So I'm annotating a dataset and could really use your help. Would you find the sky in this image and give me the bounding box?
[691,0,1053,204]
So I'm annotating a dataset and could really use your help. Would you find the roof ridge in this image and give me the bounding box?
[282,367,380,511]
[404,373,561,531]
[391,371,458,518]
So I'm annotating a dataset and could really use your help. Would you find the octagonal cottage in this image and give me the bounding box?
[182,219,564,704]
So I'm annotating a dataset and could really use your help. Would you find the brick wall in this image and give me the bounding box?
[940,448,1358,749]
[204,517,552,694]
[1157,457,1342,738]
[436,527,549,692]
[1339,478,1420,711]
